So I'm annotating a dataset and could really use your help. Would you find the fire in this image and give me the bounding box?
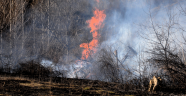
[74,0,106,79]
[80,9,106,60]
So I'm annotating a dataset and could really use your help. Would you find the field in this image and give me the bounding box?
[0,76,184,96]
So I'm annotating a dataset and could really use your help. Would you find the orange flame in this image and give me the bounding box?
[80,9,106,60]
[73,0,105,78]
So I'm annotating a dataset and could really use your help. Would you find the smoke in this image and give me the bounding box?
[0,0,129,64]
[1,0,186,79]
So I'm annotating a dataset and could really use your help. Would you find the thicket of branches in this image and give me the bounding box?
[95,2,186,92]
[0,60,61,80]
[139,3,186,89]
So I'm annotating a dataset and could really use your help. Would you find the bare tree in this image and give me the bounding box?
[94,44,136,83]
[140,7,186,88]
[97,48,120,82]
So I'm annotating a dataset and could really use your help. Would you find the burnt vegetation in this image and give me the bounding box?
[0,0,186,95]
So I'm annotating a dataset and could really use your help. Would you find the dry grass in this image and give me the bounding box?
[0,76,125,95]
[19,82,43,88]
[0,76,36,82]
[0,75,184,95]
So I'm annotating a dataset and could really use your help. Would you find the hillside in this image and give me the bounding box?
[0,75,184,96]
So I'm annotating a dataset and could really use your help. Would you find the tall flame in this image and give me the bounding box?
[80,9,106,60]
[74,0,106,79]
